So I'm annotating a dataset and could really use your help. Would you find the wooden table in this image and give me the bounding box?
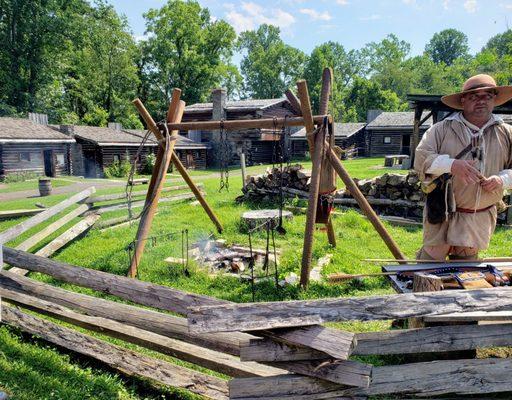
[384,154,410,168]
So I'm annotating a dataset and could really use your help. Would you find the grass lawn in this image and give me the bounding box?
[0,156,511,399]
[0,177,75,194]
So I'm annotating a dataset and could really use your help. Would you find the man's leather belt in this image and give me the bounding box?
[456,205,495,214]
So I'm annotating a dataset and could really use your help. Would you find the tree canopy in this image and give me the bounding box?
[0,0,510,126]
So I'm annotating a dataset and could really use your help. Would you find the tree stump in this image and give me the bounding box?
[241,209,293,230]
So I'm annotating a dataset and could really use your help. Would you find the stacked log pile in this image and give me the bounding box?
[339,172,424,220]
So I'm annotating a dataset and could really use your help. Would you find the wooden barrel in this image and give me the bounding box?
[38,178,52,197]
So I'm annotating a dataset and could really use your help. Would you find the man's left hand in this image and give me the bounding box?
[480,175,504,192]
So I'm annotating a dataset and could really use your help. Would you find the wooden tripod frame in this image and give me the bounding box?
[129,72,406,283]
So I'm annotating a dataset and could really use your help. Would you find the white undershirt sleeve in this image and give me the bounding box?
[426,154,455,176]
[498,170,512,190]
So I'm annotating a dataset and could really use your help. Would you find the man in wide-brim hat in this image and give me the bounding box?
[414,74,512,260]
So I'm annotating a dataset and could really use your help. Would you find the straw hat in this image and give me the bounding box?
[441,74,512,110]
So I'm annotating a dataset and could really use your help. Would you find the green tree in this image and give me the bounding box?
[303,41,361,120]
[343,77,405,122]
[142,0,237,114]
[237,24,306,98]
[483,29,512,57]
[425,29,469,65]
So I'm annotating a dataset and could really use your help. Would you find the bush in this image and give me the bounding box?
[142,153,156,174]
[3,171,38,183]
[103,160,132,178]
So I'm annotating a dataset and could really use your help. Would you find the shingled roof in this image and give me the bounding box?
[290,122,366,139]
[0,117,74,143]
[366,111,432,129]
[123,129,209,150]
[185,98,287,113]
[68,125,158,147]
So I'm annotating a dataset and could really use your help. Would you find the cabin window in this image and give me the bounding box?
[113,154,120,163]
[56,153,65,167]
[19,152,31,162]
[383,136,391,144]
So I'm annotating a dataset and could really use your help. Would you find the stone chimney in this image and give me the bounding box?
[211,88,228,166]
[367,109,383,124]
[108,122,122,131]
[60,125,75,137]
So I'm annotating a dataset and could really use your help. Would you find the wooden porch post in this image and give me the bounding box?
[410,106,423,165]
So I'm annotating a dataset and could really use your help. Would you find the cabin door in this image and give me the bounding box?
[43,150,55,177]
[401,135,411,155]
[186,151,196,169]
[84,151,96,178]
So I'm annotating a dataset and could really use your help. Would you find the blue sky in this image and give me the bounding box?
[110,0,512,56]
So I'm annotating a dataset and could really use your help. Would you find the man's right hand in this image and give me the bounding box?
[450,159,483,185]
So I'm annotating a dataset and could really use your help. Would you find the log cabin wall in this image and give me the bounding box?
[0,142,71,178]
[367,129,427,156]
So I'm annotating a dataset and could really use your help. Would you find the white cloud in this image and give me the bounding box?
[299,8,332,21]
[464,0,477,13]
[501,2,512,9]
[442,0,450,10]
[402,0,415,4]
[225,1,296,33]
[359,14,382,21]
[336,0,349,5]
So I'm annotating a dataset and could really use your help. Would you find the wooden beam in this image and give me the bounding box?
[14,203,90,252]
[9,213,100,275]
[353,322,512,355]
[0,269,249,356]
[272,359,371,388]
[0,187,95,244]
[240,337,328,362]
[410,106,423,163]
[0,287,283,378]
[326,143,406,261]
[259,325,355,360]
[229,357,512,398]
[129,92,184,278]
[93,192,196,214]
[284,89,302,116]
[187,287,512,333]
[166,115,329,132]
[299,126,325,287]
[0,209,43,220]
[296,80,316,150]
[1,305,229,400]
[2,246,225,316]
[85,184,200,204]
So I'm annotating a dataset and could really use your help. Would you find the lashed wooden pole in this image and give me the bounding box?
[128,91,184,278]
[325,143,406,261]
[297,80,324,288]
[318,67,337,247]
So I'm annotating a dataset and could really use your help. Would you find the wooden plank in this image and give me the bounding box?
[0,187,96,244]
[229,374,359,400]
[424,311,512,322]
[85,184,201,204]
[260,325,355,360]
[0,287,283,378]
[353,323,512,355]
[187,287,512,333]
[0,269,250,356]
[93,192,196,214]
[272,359,371,388]
[230,357,512,398]
[285,89,302,116]
[2,247,226,316]
[94,215,138,229]
[14,203,90,252]
[1,305,229,400]
[9,213,100,275]
[240,337,328,362]
[0,208,44,220]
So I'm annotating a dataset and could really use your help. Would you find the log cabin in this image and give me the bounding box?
[58,123,158,178]
[290,122,366,158]
[0,115,74,180]
[182,89,300,166]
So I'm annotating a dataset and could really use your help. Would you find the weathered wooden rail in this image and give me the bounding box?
[2,247,512,399]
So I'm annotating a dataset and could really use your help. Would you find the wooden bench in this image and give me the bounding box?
[384,154,409,168]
